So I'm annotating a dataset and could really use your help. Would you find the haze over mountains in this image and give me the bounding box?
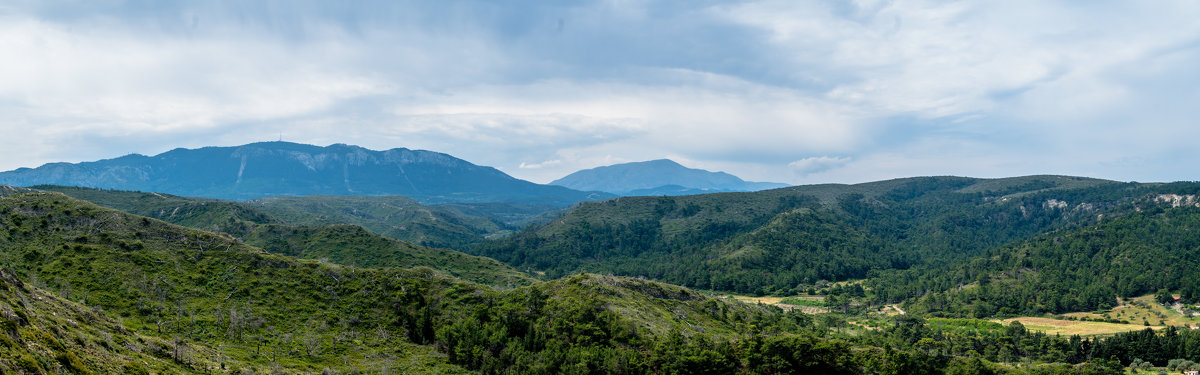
[0,142,610,205]
[550,159,789,196]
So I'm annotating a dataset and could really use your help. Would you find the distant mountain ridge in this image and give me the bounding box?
[550,159,788,196]
[0,142,611,205]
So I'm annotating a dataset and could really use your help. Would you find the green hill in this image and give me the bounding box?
[244,195,529,249]
[880,184,1200,316]
[472,176,1133,294]
[0,192,477,373]
[27,186,535,287]
[0,265,249,374]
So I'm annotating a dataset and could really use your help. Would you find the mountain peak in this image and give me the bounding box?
[0,142,609,205]
[550,159,788,196]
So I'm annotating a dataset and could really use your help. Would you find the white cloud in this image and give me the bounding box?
[2,1,1200,186]
[789,156,852,175]
[518,160,563,169]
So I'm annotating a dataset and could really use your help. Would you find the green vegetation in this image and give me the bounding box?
[243,223,534,287]
[8,174,1200,373]
[882,189,1200,316]
[473,176,1128,294]
[245,195,543,249]
[0,266,254,373]
[31,185,535,287]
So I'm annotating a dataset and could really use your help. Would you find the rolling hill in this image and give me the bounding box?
[473,175,1136,294]
[26,185,535,287]
[0,142,611,205]
[878,186,1200,316]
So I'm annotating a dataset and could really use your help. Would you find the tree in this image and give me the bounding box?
[1156,288,1175,306]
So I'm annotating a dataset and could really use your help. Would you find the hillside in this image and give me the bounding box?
[34,185,539,250]
[879,185,1200,316]
[473,175,1132,294]
[244,195,526,250]
[0,266,258,373]
[0,142,611,205]
[28,186,535,287]
[550,159,788,196]
[0,191,478,373]
[0,192,879,373]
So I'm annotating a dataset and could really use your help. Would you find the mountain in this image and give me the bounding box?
[0,142,612,205]
[474,175,1134,294]
[550,159,789,196]
[26,185,536,287]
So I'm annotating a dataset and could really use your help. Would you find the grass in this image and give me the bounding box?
[719,294,829,313]
[1061,294,1200,328]
[1004,294,1200,336]
[1108,295,1200,327]
[1002,317,1161,336]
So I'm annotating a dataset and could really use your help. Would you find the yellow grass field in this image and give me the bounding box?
[722,295,829,314]
[1003,317,1162,336]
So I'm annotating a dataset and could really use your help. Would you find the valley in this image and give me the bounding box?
[3,169,1200,373]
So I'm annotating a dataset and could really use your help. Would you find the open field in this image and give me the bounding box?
[721,294,829,313]
[1107,295,1200,327]
[1061,294,1200,328]
[1003,317,1162,336]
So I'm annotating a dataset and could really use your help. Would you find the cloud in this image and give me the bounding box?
[2,1,1200,186]
[789,156,852,175]
[518,159,563,169]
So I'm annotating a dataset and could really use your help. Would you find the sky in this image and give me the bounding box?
[2,0,1199,185]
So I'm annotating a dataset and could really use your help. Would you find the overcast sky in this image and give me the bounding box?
[2,1,1199,185]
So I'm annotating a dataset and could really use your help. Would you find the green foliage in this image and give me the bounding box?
[32,185,536,287]
[779,297,825,307]
[890,191,1200,316]
[1156,288,1175,306]
[245,194,542,250]
[475,176,1128,295]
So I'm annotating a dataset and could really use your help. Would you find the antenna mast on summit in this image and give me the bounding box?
[278,132,283,142]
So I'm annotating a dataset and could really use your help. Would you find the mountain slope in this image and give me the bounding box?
[473,175,1130,294]
[881,187,1200,316]
[29,185,536,287]
[550,159,788,195]
[0,142,611,205]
